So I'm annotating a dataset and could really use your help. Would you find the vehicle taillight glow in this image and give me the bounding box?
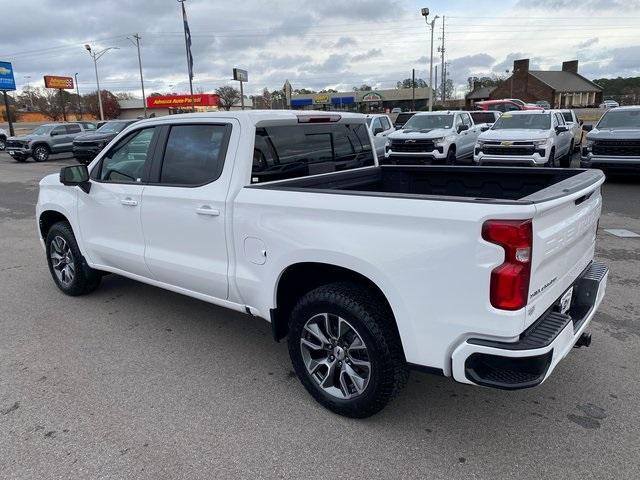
[482,219,533,311]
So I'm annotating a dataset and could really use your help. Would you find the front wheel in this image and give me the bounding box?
[288,282,408,418]
[560,143,573,168]
[0,136,6,151]
[45,222,102,296]
[33,145,49,162]
[446,148,457,165]
[545,148,556,167]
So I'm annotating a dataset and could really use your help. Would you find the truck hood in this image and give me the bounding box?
[587,128,640,140]
[74,132,117,142]
[478,129,549,141]
[389,127,453,140]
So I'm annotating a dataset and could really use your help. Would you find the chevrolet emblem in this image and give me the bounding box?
[405,139,416,143]
[500,141,513,146]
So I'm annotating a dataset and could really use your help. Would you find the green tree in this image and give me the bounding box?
[353,84,372,91]
[396,78,427,89]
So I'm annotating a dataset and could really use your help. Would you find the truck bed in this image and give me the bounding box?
[250,165,604,204]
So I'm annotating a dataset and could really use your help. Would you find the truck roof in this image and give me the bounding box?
[134,109,367,127]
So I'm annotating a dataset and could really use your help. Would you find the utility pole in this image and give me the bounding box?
[24,76,34,109]
[440,15,446,102]
[178,0,196,111]
[411,68,415,111]
[2,91,14,136]
[128,34,147,118]
[74,73,82,118]
[434,65,438,101]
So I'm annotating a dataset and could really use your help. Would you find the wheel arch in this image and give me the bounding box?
[270,262,403,354]
[32,142,51,153]
[39,209,70,239]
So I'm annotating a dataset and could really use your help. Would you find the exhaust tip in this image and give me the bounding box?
[574,331,592,348]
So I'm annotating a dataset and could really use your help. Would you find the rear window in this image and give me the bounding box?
[470,112,496,124]
[395,113,415,125]
[252,123,374,184]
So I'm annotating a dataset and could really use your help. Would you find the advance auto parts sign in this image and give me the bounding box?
[44,75,74,89]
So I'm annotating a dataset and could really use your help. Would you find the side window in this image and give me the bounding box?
[381,117,392,130]
[159,124,229,186]
[372,117,383,132]
[83,123,96,130]
[504,103,520,112]
[52,126,66,136]
[97,128,156,183]
[455,115,463,126]
[551,114,558,128]
[461,113,472,126]
[66,124,81,134]
[556,113,564,125]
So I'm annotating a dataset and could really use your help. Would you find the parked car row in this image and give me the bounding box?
[4,120,138,163]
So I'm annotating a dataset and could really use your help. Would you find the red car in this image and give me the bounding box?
[474,99,543,112]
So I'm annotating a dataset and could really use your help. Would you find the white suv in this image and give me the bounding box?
[474,110,573,167]
[366,114,394,158]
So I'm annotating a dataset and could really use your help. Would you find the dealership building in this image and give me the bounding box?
[290,87,436,112]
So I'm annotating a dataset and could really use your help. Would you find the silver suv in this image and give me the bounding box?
[6,122,95,162]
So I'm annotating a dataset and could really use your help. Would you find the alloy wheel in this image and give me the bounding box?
[300,313,371,399]
[50,235,75,287]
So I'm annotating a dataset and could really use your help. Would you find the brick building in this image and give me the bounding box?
[489,59,602,108]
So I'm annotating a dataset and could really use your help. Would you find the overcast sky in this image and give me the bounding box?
[3,0,640,98]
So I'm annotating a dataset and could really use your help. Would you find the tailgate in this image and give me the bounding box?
[525,176,604,328]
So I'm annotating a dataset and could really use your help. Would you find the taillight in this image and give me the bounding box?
[297,114,341,123]
[482,219,533,310]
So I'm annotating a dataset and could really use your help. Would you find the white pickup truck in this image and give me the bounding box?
[37,111,608,418]
[384,111,480,165]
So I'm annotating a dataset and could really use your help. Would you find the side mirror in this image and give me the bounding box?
[60,165,91,193]
[582,124,593,132]
[373,127,384,136]
[457,124,469,133]
[480,125,491,132]
[555,125,568,134]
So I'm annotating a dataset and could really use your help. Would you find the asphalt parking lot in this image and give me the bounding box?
[1,151,639,480]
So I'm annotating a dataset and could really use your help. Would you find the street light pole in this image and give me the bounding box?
[74,73,82,118]
[23,76,34,109]
[421,8,439,111]
[84,44,119,121]
[127,34,147,118]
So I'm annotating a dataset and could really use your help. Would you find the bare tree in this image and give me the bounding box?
[215,86,241,111]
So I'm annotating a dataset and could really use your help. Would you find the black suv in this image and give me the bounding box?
[73,120,138,164]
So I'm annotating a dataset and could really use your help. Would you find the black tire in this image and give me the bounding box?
[0,136,6,151]
[560,143,573,168]
[14,156,27,163]
[33,144,50,162]
[45,221,102,296]
[288,282,408,418]
[545,148,556,167]
[446,147,457,165]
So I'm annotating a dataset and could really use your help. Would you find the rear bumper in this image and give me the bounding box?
[451,261,608,389]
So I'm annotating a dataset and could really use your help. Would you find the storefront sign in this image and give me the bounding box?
[146,94,220,108]
[43,75,74,89]
[362,92,383,102]
[314,94,330,104]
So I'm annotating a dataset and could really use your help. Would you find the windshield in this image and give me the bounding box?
[402,114,453,131]
[366,118,373,126]
[97,121,131,134]
[492,113,550,130]
[31,125,54,135]
[597,110,640,129]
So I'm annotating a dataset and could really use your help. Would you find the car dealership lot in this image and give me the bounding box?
[1,152,639,479]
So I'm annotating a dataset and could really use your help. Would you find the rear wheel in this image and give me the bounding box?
[33,145,50,162]
[45,222,102,296]
[0,136,6,151]
[288,282,408,418]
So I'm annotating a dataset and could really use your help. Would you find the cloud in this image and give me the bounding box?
[334,37,357,48]
[351,49,382,62]
[577,37,599,49]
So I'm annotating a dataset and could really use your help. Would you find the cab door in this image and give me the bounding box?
[49,125,68,153]
[78,126,159,277]
[140,121,235,299]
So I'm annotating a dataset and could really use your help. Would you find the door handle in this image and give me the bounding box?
[120,197,138,206]
[196,206,220,216]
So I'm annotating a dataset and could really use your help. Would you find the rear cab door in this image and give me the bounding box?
[49,125,68,152]
[64,124,83,151]
[140,119,239,299]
